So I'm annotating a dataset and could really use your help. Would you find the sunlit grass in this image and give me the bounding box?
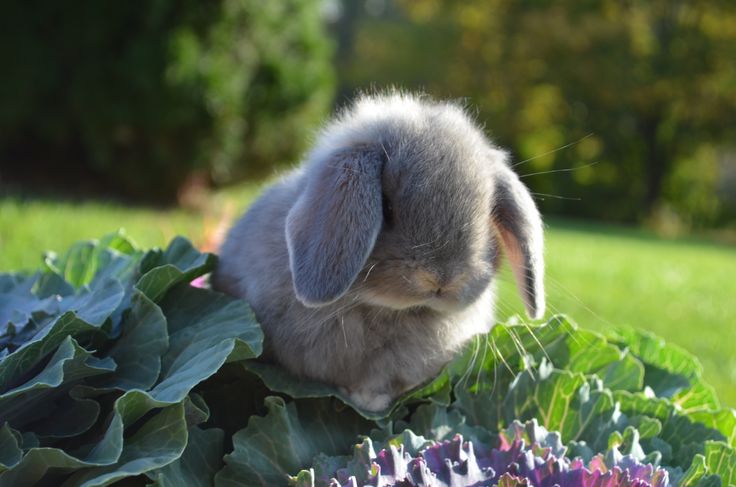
[1,190,734,407]
[0,183,263,270]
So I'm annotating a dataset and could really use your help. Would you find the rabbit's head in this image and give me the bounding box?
[285,93,544,318]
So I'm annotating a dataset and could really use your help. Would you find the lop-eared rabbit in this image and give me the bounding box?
[214,93,544,411]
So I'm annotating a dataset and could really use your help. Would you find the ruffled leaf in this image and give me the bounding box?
[147,426,225,486]
[136,237,217,302]
[216,397,372,487]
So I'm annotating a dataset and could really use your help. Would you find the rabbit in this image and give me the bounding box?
[212,92,545,412]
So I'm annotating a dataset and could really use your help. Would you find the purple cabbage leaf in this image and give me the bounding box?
[293,419,670,487]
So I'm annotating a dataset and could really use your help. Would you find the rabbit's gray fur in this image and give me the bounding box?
[213,92,544,411]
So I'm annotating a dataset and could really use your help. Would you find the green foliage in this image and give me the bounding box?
[0,234,261,484]
[0,0,334,202]
[1,235,734,485]
[341,1,736,227]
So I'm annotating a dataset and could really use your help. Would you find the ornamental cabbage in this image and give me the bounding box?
[1,234,734,486]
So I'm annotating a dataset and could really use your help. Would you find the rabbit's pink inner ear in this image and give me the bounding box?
[497,229,545,319]
[492,166,546,320]
[285,146,384,307]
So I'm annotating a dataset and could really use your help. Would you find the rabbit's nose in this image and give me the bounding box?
[415,270,442,294]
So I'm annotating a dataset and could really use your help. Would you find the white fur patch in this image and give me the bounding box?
[349,390,392,412]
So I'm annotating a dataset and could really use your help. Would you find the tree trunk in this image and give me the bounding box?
[641,117,669,216]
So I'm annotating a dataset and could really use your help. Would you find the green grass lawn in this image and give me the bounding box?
[0,184,263,270]
[1,192,734,407]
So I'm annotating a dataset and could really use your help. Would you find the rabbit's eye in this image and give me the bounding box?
[382,192,394,228]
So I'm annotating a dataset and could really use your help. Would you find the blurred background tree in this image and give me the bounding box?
[1,0,734,229]
[339,0,736,229]
[0,0,334,204]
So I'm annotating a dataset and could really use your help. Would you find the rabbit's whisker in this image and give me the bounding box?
[379,142,392,162]
[340,316,348,349]
[473,334,490,389]
[411,233,445,249]
[457,335,480,388]
[422,238,452,256]
[511,133,594,168]
[547,275,616,332]
[325,164,373,177]
[493,271,594,349]
[522,320,552,364]
[489,339,499,397]
[290,286,369,334]
[497,259,612,338]
[520,161,599,179]
[505,326,535,378]
[491,334,516,377]
[531,192,582,201]
[363,262,378,282]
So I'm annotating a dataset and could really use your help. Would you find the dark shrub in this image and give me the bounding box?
[0,0,334,203]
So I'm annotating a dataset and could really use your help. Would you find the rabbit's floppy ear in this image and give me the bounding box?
[491,157,545,319]
[286,145,384,307]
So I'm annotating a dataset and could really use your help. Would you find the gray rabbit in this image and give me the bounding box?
[213,93,545,411]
